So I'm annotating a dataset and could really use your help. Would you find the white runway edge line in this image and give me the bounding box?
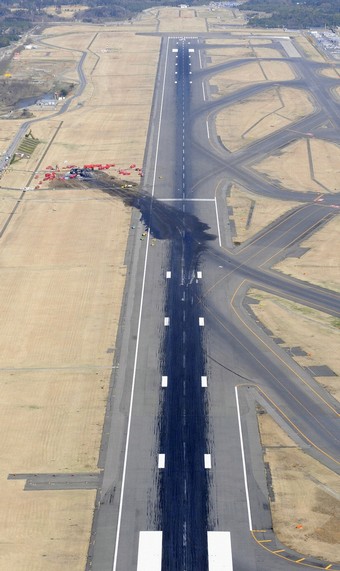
[235,386,253,531]
[112,36,171,571]
[137,532,162,571]
[214,197,222,248]
[207,531,233,571]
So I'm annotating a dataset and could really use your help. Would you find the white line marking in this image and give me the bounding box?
[164,317,170,326]
[207,531,233,571]
[137,531,162,571]
[197,271,202,279]
[162,376,168,387]
[206,120,210,139]
[199,50,202,68]
[158,454,165,469]
[235,386,253,530]
[172,48,178,53]
[166,271,171,278]
[204,454,211,469]
[201,376,207,387]
[158,198,215,202]
[214,197,222,248]
[202,82,206,101]
[112,36,170,571]
[188,48,195,52]
[199,317,205,326]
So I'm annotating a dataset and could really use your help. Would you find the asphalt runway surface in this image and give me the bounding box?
[88,34,340,571]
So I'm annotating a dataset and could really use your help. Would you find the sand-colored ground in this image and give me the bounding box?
[158,7,207,33]
[253,138,340,193]
[318,66,340,79]
[227,185,301,243]
[248,289,340,400]
[274,216,340,293]
[210,60,295,98]
[215,87,314,152]
[0,24,159,571]
[258,412,340,562]
[295,36,325,62]
[206,44,283,67]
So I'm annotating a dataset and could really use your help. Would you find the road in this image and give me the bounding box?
[80,35,339,570]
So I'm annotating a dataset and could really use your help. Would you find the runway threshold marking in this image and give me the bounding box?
[161,376,168,387]
[207,531,233,571]
[235,386,253,530]
[158,454,165,469]
[166,271,171,278]
[199,317,205,326]
[137,531,162,571]
[197,271,202,279]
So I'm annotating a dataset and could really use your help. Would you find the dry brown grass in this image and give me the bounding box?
[258,412,340,563]
[248,289,340,400]
[295,36,325,62]
[215,87,314,151]
[274,216,340,293]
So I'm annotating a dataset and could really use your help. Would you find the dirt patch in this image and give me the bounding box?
[227,185,301,243]
[258,412,340,563]
[215,87,314,151]
[158,7,207,32]
[318,67,340,79]
[248,289,340,400]
[253,138,340,193]
[274,215,340,293]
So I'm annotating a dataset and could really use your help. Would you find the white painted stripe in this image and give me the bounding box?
[204,454,211,469]
[201,376,207,387]
[207,531,233,571]
[112,36,171,571]
[235,387,253,530]
[202,81,206,101]
[166,271,171,278]
[158,198,215,202]
[214,197,222,248]
[197,271,202,279]
[172,48,178,52]
[161,376,168,387]
[188,48,195,52]
[158,454,165,469]
[164,317,170,326]
[199,317,205,326]
[199,50,202,68]
[206,120,210,139]
[137,531,162,571]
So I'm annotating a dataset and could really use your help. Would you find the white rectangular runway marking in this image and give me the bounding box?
[164,317,170,326]
[161,376,168,387]
[197,271,202,279]
[204,454,211,469]
[199,317,205,326]
[189,48,195,52]
[206,120,210,139]
[208,531,233,571]
[201,376,207,387]
[202,82,206,101]
[137,531,162,571]
[166,271,171,278]
[199,50,202,68]
[158,454,165,469]
[172,48,178,52]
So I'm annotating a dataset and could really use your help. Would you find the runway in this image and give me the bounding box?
[89,34,340,571]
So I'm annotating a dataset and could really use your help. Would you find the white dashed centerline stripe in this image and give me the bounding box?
[137,532,162,571]
[235,386,253,530]
[201,376,207,388]
[162,376,168,387]
[204,454,211,469]
[199,317,205,326]
[158,454,165,469]
[112,36,171,571]
[207,531,233,571]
